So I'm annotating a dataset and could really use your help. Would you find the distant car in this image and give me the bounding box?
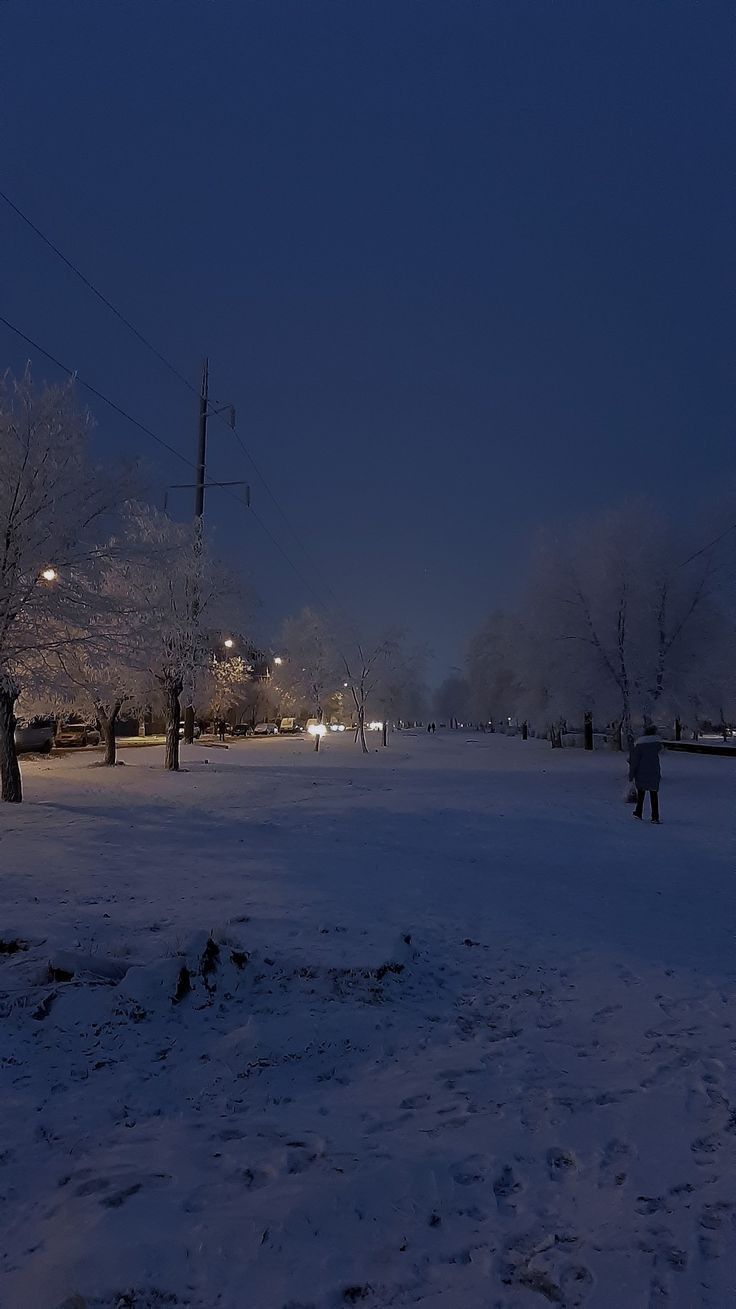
[14,720,54,754]
[305,717,326,737]
[279,717,301,734]
[231,723,252,737]
[56,723,93,748]
[253,722,279,736]
[328,723,346,733]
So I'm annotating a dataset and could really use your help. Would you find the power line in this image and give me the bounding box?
[0,187,196,395]
[0,184,351,619]
[0,313,199,472]
[0,312,332,613]
[680,521,736,569]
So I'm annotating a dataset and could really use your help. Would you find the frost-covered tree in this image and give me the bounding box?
[343,640,392,752]
[203,652,253,726]
[523,503,733,745]
[374,638,429,726]
[466,613,526,725]
[36,538,157,766]
[0,370,119,801]
[277,607,341,720]
[125,509,241,771]
[465,502,736,750]
[237,676,281,729]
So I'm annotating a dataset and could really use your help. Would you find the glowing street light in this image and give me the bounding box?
[273,656,283,666]
[41,568,58,583]
[224,638,234,649]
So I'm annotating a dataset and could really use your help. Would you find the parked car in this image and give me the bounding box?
[231,723,252,737]
[56,722,98,748]
[14,719,54,754]
[279,717,301,734]
[253,722,279,736]
[305,717,326,737]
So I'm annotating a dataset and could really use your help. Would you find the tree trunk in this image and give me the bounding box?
[165,682,182,771]
[675,717,681,742]
[96,703,121,766]
[583,711,593,751]
[0,684,22,803]
[183,704,195,745]
[522,720,528,741]
[358,705,368,753]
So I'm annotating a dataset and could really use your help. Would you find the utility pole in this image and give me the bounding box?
[177,359,240,745]
[194,357,209,519]
[183,359,209,745]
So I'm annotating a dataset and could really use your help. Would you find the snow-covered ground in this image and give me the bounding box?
[1,731,735,1309]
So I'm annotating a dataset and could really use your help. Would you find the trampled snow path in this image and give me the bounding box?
[1,732,735,1308]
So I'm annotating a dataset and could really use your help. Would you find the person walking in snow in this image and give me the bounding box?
[629,724,662,824]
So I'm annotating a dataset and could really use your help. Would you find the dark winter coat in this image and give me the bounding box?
[629,736,662,791]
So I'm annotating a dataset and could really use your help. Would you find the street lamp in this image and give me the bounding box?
[224,638,234,649]
[41,568,58,582]
[274,656,283,666]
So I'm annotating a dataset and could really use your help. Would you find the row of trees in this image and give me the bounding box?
[0,369,250,799]
[180,615,429,751]
[0,371,429,802]
[460,503,736,747]
[271,608,429,749]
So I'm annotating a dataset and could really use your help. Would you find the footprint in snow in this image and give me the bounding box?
[452,1157,485,1186]
[493,1164,523,1215]
[400,1091,431,1110]
[100,1181,143,1208]
[690,1132,722,1163]
[546,1147,578,1180]
[74,1176,111,1197]
[598,1138,633,1189]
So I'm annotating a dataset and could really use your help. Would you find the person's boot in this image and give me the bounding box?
[633,811,642,820]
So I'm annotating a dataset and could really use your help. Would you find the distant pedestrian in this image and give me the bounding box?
[629,724,662,824]
[218,719,226,743]
[427,722,432,734]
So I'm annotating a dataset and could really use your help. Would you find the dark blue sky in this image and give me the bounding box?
[2,0,733,677]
